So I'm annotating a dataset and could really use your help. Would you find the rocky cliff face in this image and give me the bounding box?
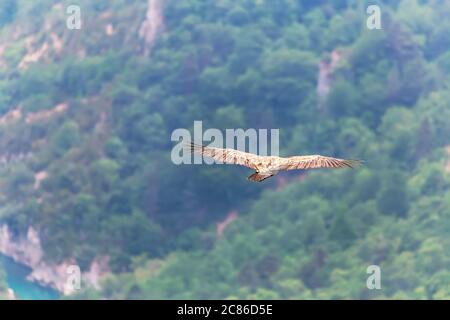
[317,49,343,99]
[0,224,109,295]
[139,0,165,55]
[0,1,166,297]
[0,225,42,267]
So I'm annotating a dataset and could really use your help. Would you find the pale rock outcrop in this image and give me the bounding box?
[26,103,68,124]
[139,0,165,55]
[317,50,342,99]
[0,225,43,267]
[19,41,49,70]
[105,24,114,36]
[7,288,16,300]
[0,107,22,125]
[34,171,48,190]
[216,211,238,238]
[0,224,109,295]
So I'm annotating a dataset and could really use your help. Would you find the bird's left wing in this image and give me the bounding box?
[185,142,259,170]
[278,155,362,170]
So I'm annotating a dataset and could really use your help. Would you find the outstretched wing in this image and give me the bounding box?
[185,142,260,170]
[279,155,362,170]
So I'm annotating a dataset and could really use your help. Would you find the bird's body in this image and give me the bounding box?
[186,142,362,182]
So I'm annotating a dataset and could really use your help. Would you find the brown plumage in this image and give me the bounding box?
[185,142,362,182]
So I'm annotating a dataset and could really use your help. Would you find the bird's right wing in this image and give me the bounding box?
[185,142,260,170]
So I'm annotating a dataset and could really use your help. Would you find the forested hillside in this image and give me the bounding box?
[0,268,8,299]
[1,0,450,299]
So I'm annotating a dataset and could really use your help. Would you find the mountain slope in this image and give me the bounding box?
[1,0,450,299]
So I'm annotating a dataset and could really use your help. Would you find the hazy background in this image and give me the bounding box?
[1,0,450,299]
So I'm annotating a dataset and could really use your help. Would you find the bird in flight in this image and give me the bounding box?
[186,142,362,182]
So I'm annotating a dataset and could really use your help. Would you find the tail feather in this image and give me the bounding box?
[247,172,274,182]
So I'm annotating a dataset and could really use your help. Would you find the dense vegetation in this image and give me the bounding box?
[1,0,450,299]
[0,267,8,299]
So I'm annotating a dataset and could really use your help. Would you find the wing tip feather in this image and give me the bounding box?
[182,141,204,153]
[345,159,364,168]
